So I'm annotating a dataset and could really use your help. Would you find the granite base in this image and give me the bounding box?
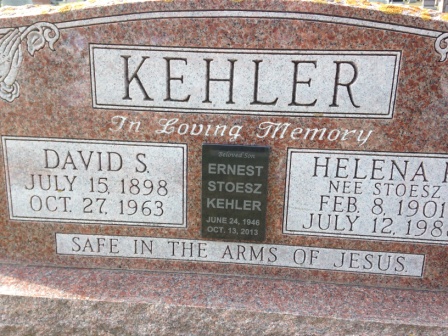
[1,263,447,335]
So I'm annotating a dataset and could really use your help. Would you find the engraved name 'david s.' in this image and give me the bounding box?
[3,137,187,227]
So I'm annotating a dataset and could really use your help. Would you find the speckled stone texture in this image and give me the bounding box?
[0,0,446,290]
[1,263,448,335]
[0,1,447,331]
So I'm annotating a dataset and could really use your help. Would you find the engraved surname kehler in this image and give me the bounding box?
[92,47,400,118]
[120,55,360,109]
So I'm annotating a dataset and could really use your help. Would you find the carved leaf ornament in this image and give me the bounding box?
[436,33,448,62]
[0,22,59,103]
[0,15,445,104]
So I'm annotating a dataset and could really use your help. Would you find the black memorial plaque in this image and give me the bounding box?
[202,144,269,242]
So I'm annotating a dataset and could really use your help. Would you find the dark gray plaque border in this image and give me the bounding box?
[201,143,270,242]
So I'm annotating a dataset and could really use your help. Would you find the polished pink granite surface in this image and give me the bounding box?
[1,263,448,331]
[0,0,447,292]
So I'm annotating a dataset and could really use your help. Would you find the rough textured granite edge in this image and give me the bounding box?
[17,0,448,23]
[1,263,448,329]
[1,296,448,336]
[0,0,446,26]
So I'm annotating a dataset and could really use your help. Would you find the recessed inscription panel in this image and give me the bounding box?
[91,45,400,118]
[202,144,269,241]
[3,137,187,227]
[284,149,448,244]
[56,234,425,277]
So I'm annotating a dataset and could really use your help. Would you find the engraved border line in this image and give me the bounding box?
[44,10,445,61]
[45,10,444,38]
[0,10,443,43]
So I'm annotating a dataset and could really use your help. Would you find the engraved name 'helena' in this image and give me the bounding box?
[284,150,448,245]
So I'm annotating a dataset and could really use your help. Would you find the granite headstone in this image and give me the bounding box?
[0,0,447,334]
